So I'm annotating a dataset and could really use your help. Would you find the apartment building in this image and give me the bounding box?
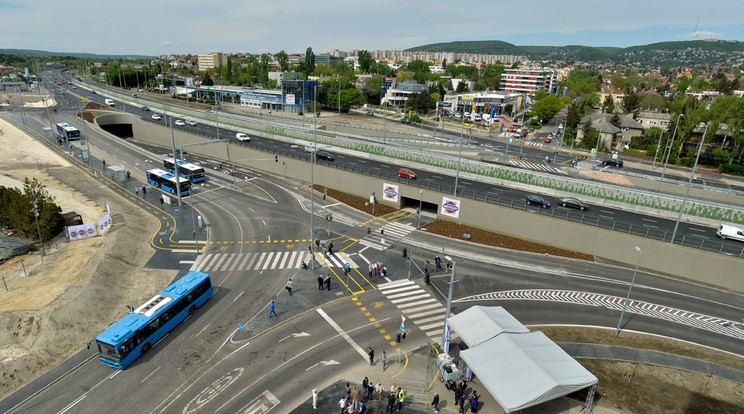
[197,53,228,72]
[500,68,557,96]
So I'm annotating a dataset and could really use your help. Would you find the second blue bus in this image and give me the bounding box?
[163,158,207,183]
[95,271,213,369]
[146,168,192,196]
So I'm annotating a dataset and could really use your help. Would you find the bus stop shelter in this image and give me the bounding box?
[447,306,598,413]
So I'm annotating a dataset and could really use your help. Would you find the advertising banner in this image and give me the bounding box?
[97,212,113,235]
[440,197,461,218]
[66,223,97,241]
[382,183,399,203]
[286,94,295,105]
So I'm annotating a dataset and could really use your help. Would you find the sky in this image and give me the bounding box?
[2,0,744,56]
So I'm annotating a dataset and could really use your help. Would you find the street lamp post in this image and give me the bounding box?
[309,83,318,271]
[615,246,643,336]
[453,135,464,196]
[441,256,457,350]
[652,129,665,168]
[660,114,683,183]
[417,189,423,229]
[671,122,709,244]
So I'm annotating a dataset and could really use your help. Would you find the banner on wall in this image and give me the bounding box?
[66,223,97,241]
[382,183,399,203]
[97,212,113,235]
[440,197,461,218]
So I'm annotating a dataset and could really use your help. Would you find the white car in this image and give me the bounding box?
[151,113,162,120]
[304,144,317,153]
[185,119,197,126]
[717,224,744,242]
[236,133,251,142]
[174,119,185,126]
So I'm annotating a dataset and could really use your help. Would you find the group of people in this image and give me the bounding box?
[367,262,387,279]
[452,379,479,413]
[336,380,401,414]
[317,273,332,291]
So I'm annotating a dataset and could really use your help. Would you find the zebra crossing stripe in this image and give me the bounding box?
[408,308,446,319]
[270,252,283,268]
[391,295,430,305]
[416,314,446,325]
[221,253,237,272]
[245,253,260,270]
[254,252,268,270]
[387,290,426,299]
[397,298,437,309]
[263,252,276,270]
[237,253,251,270]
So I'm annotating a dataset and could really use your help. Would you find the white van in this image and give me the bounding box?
[716,224,744,242]
[104,99,115,107]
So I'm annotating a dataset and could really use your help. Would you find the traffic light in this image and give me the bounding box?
[275,155,278,162]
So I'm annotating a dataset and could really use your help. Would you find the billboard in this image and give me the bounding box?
[286,94,296,105]
[66,223,97,241]
[440,197,461,218]
[382,183,399,203]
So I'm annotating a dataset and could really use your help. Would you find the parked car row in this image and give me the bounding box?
[525,195,590,211]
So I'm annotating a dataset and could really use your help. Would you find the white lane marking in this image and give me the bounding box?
[233,291,245,303]
[195,323,210,338]
[317,308,368,360]
[141,366,162,383]
[58,395,86,414]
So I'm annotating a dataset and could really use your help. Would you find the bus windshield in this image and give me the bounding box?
[97,341,122,362]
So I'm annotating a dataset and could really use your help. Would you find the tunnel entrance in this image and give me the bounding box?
[100,122,133,139]
[400,195,438,215]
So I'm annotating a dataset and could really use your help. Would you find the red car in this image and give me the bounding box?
[544,136,553,143]
[398,168,417,179]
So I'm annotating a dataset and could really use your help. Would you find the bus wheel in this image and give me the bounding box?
[142,343,151,353]
[188,305,197,315]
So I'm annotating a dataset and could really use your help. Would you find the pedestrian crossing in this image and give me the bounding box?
[510,159,568,175]
[378,279,446,339]
[523,141,543,148]
[190,250,367,273]
[358,221,416,251]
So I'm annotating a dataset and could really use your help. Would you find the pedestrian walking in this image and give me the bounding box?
[446,259,452,273]
[382,265,388,278]
[358,401,366,413]
[328,242,334,256]
[458,394,466,413]
[362,377,369,394]
[318,275,324,290]
[469,394,478,413]
[102,159,106,169]
[160,196,164,208]
[432,393,440,412]
[350,387,359,410]
[135,188,139,196]
[312,389,318,410]
[269,300,278,318]
[386,393,395,413]
[435,256,441,272]
[126,170,131,180]
[142,185,147,195]
[397,387,406,411]
[325,274,331,291]
[381,350,387,371]
[366,382,374,400]
[424,259,430,272]
[368,347,375,365]
[375,264,380,278]
[375,382,383,400]
[285,279,293,296]
[339,397,347,414]
[302,260,308,270]
[368,262,374,278]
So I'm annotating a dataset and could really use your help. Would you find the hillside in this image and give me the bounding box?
[0,48,152,60]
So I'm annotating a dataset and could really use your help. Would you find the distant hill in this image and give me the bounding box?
[406,39,744,64]
[0,48,152,60]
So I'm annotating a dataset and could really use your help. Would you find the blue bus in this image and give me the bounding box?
[146,168,192,196]
[95,271,213,369]
[56,122,81,141]
[163,157,207,183]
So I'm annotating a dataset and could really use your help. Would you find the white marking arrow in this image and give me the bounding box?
[279,332,311,342]
[305,360,341,371]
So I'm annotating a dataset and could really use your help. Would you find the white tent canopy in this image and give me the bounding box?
[447,305,529,347]
[448,307,597,413]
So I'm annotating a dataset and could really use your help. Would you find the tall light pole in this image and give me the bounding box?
[652,128,665,168]
[453,135,464,196]
[309,83,318,271]
[671,122,709,244]
[441,256,457,351]
[615,246,642,336]
[80,97,93,172]
[417,189,423,229]
[660,113,683,182]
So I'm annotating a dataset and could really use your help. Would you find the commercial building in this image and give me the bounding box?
[380,80,428,107]
[442,91,527,118]
[500,68,557,96]
[197,53,228,72]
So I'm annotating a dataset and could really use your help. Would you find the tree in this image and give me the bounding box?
[602,95,615,113]
[622,91,641,117]
[0,178,63,243]
[338,88,363,112]
[455,81,467,93]
[532,95,563,124]
[565,103,580,129]
[357,50,373,74]
[303,47,315,77]
[276,50,289,71]
[579,120,598,150]
[610,111,622,128]
[360,77,382,104]
[201,73,214,86]
[411,92,436,113]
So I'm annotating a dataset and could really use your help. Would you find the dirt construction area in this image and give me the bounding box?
[0,115,175,399]
[0,111,743,413]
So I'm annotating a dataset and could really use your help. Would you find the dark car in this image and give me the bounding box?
[559,197,589,211]
[315,151,334,161]
[142,106,150,111]
[401,118,411,124]
[525,195,550,208]
[603,159,624,167]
